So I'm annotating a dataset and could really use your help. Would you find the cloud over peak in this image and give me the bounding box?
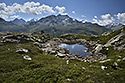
[55,6,66,14]
[93,13,125,26]
[116,13,125,23]
[0,2,66,19]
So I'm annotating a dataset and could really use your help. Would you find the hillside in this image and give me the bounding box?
[0,27,124,83]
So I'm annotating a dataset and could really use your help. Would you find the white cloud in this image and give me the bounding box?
[92,14,115,26]
[81,15,86,18]
[72,11,75,14]
[24,2,40,7]
[10,15,20,18]
[61,13,68,15]
[94,16,97,18]
[0,2,58,19]
[116,13,125,23]
[0,3,6,10]
[55,6,66,14]
[92,19,98,23]
[101,14,114,21]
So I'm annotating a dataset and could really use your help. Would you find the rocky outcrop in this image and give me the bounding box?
[1,32,50,43]
[38,37,107,62]
[1,33,33,43]
[104,32,125,50]
[0,32,107,62]
[94,44,103,53]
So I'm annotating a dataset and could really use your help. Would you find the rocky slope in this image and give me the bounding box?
[0,27,124,83]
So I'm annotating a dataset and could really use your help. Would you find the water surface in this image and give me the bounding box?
[59,44,90,58]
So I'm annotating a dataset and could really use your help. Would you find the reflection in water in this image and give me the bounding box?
[59,44,90,58]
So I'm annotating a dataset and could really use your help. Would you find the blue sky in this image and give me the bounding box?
[0,0,125,25]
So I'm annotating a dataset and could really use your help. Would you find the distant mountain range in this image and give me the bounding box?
[0,14,121,36]
[11,18,26,24]
[105,23,125,30]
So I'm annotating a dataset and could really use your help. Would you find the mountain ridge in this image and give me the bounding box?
[105,23,125,30]
[0,15,110,36]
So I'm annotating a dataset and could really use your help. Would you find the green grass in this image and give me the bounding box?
[0,42,125,83]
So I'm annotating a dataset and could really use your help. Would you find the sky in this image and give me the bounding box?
[0,0,125,25]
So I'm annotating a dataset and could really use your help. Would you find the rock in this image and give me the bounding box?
[106,73,110,75]
[66,60,69,64]
[16,48,28,54]
[112,62,121,70]
[123,57,125,61]
[106,48,109,50]
[101,66,107,70]
[23,56,32,60]
[99,59,111,63]
[2,38,20,43]
[116,55,121,58]
[114,62,118,66]
[104,32,125,47]
[67,78,71,82]
[82,53,106,62]
[2,33,34,43]
[34,42,42,48]
[57,53,66,58]
[102,32,111,36]
[50,50,57,55]
[116,59,121,62]
[84,50,87,52]
[82,67,85,70]
[95,44,103,53]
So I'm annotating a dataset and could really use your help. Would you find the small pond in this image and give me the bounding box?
[59,44,90,58]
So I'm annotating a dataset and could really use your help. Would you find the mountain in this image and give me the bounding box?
[28,15,109,36]
[0,14,110,36]
[11,18,26,24]
[105,23,125,30]
[0,18,29,32]
[0,18,5,22]
[30,14,81,27]
[27,18,38,23]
